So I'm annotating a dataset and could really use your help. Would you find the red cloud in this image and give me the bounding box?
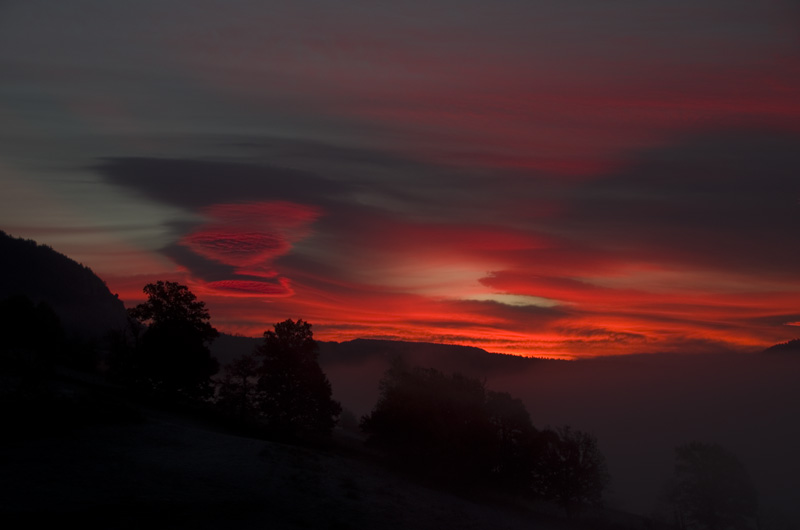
[202,201,320,232]
[203,278,293,297]
[183,231,288,266]
[178,201,321,296]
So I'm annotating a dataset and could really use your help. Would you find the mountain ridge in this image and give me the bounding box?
[211,334,546,375]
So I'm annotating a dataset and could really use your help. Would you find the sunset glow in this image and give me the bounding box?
[2,1,799,357]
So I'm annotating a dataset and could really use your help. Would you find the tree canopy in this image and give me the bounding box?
[128,281,218,344]
[128,281,219,398]
[254,319,341,441]
[217,353,260,420]
[530,426,609,513]
[360,362,609,504]
[360,363,496,484]
[668,442,758,530]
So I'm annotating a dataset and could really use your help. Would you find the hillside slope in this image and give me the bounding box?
[0,405,590,530]
[0,231,128,339]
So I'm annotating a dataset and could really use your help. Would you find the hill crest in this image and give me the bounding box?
[0,230,129,339]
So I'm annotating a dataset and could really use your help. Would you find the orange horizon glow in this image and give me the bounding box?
[103,258,799,359]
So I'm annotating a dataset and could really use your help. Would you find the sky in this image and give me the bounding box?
[1,0,799,358]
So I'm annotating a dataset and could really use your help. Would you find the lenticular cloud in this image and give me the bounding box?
[180,201,320,295]
[204,279,293,297]
[183,231,289,267]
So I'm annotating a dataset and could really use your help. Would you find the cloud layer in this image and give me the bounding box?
[2,1,800,356]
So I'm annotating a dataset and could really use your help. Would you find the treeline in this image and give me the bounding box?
[360,361,608,512]
[0,281,763,527]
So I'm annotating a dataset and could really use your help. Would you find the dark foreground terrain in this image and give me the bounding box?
[0,399,644,530]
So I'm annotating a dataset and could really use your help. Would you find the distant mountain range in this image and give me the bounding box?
[0,231,129,340]
[212,334,546,380]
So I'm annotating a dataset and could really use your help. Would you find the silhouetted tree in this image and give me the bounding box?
[667,442,758,530]
[255,319,341,441]
[530,426,609,514]
[362,363,611,502]
[129,281,219,343]
[0,294,64,373]
[128,281,219,398]
[361,362,539,488]
[217,353,260,419]
[486,390,537,490]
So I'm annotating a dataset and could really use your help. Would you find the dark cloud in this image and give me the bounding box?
[92,146,504,229]
[94,157,343,209]
[747,313,800,327]
[555,326,647,341]
[161,241,292,295]
[221,135,573,227]
[566,130,800,276]
[463,299,570,322]
[224,136,424,171]
[160,242,238,281]
[404,300,568,330]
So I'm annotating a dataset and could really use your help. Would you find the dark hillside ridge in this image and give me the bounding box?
[762,338,800,355]
[212,334,545,376]
[320,338,544,375]
[0,230,128,339]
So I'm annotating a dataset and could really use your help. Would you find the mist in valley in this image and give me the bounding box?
[320,345,800,523]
